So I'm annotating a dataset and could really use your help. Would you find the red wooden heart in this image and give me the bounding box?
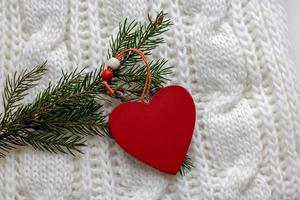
[109,85,196,174]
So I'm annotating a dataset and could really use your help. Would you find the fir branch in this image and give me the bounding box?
[179,155,194,175]
[23,130,86,155]
[107,11,173,101]
[108,11,172,67]
[2,68,109,138]
[0,67,108,155]
[1,62,47,126]
[0,12,193,175]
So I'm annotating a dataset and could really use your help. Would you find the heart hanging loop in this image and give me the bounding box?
[101,48,152,102]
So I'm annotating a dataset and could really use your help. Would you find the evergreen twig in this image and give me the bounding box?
[180,155,194,176]
[0,12,193,174]
[1,62,47,126]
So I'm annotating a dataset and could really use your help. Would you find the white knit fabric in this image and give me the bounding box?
[1,0,300,199]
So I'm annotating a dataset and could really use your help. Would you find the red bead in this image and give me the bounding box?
[101,69,113,81]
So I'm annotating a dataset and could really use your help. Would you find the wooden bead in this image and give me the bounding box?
[101,68,113,81]
[106,57,120,70]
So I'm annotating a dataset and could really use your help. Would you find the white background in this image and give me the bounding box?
[287,0,300,75]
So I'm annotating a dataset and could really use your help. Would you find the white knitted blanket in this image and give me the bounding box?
[1,0,300,199]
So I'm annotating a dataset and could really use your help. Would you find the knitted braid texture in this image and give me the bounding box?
[0,0,300,199]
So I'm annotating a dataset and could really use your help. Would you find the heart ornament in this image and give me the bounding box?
[103,48,196,175]
[109,85,196,174]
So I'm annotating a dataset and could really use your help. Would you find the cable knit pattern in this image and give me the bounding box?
[0,0,300,199]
